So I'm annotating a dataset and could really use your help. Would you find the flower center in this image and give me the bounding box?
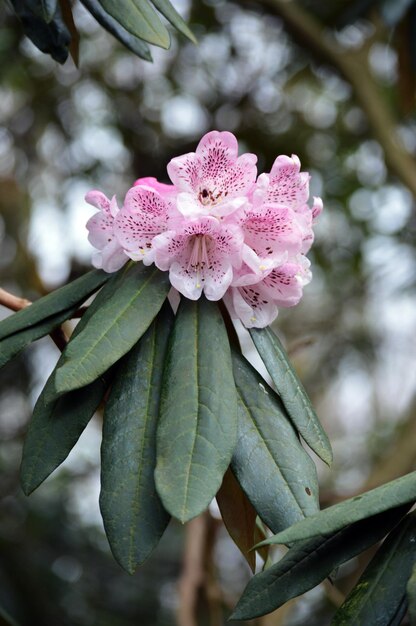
[188,234,210,271]
[198,187,226,206]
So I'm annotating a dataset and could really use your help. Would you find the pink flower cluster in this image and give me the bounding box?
[86,131,322,328]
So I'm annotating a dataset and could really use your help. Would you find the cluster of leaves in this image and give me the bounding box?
[2,263,415,622]
[0,263,330,581]
[7,0,196,64]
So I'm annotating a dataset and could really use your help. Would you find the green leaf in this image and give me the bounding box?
[231,351,319,534]
[16,0,58,22]
[216,467,257,573]
[99,304,173,574]
[54,263,170,394]
[10,0,70,63]
[80,0,152,60]
[257,471,416,547]
[151,0,196,43]
[230,505,410,621]
[408,562,416,625]
[155,297,237,523]
[250,327,332,465]
[0,270,111,368]
[97,0,170,48]
[0,269,109,341]
[332,512,416,626]
[21,371,110,495]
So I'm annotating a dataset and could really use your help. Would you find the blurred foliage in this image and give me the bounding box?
[1,0,416,624]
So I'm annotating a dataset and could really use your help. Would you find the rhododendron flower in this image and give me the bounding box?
[86,191,127,273]
[153,216,244,301]
[115,184,173,265]
[85,131,322,328]
[167,131,257,218]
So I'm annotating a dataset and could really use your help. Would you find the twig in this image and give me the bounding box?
[0,287,68,352]
[177,514,208,626]
[255,0,416,198]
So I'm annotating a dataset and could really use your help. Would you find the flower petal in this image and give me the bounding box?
[85,190,111,213]
[86,211,114,249]
[255,154,310,210]
[231,286,278,328]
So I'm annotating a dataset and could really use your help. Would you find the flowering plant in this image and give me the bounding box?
[86,131,322,328]
[0,131,332,620]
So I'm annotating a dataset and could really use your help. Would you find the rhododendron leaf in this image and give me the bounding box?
[79,0,152,61]
[150,0,196,44]
[100,303,173,574]
[10,0,70,63]
[20,371,111,496]
[257,470,416,547]
[0,269,109,341]
[230,505,410,621]
[250,327,332,466]
[155,297,237,523]
[19,0,58,22]
[332,512,416,626]
[216,467,257,573]
[407,562,416,624]
[97,0,170,49]
[54,263,170,394]
[231,351,319,534]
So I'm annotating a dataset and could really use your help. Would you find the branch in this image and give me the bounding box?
[177,514,208,626]
[0,287,68,352]
[256,0,416,198]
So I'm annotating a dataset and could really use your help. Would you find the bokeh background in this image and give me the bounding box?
[1,0,416,624]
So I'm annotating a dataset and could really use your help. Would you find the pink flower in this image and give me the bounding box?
[114,185,173,265]
[134,176,176,199]
[167,131,257,218]
[85,191,127,272]
[227,257,311,328]
[153,216,244,301]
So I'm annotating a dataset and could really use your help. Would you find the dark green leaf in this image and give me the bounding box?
[250,327,332,465]
[230,505,410,620]
[155,297,237,523]
[216,467,257,573]
[54,263,170,394]
[258,471,416,547]
[151,0,196,43]
[332,512,416,626]
[100,304,173,574]
[0,269,109,341]
[16,0,58,22]
[231,351,319,534]
[98,0,170,48]
[20,277,121,494]
[408,562,416,625]
[80,0,152,60]
[10,0,70,63]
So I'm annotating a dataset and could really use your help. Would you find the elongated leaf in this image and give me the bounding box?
[100,304,173,574]
[98,0,170,48]
[80,0,152,60]
[231,351,319,534]
[0,269,109,341]
[20,275,122,494]
[18,0,58,22]
[332,512,416,626]
[216,467,257,572]
[230,505,410,620]
[21,371,111,495]
[259,471,416,547]
[408,562,416,625]
[250,327,332,466]
[155,297,237,523]
[151,0,196,43]
[10,0,70,63]
[54,263,170,394]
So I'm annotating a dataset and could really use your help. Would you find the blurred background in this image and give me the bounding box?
[1,0,416,624]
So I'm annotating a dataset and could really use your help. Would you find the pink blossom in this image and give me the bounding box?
[167,131,257,218]
[85,191,127,272]
[114,185,173,265]
[152,216,244,301]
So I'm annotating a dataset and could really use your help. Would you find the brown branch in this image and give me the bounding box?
[177,514,208,626]
[0,287,68,352]
[255,0,416,198]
